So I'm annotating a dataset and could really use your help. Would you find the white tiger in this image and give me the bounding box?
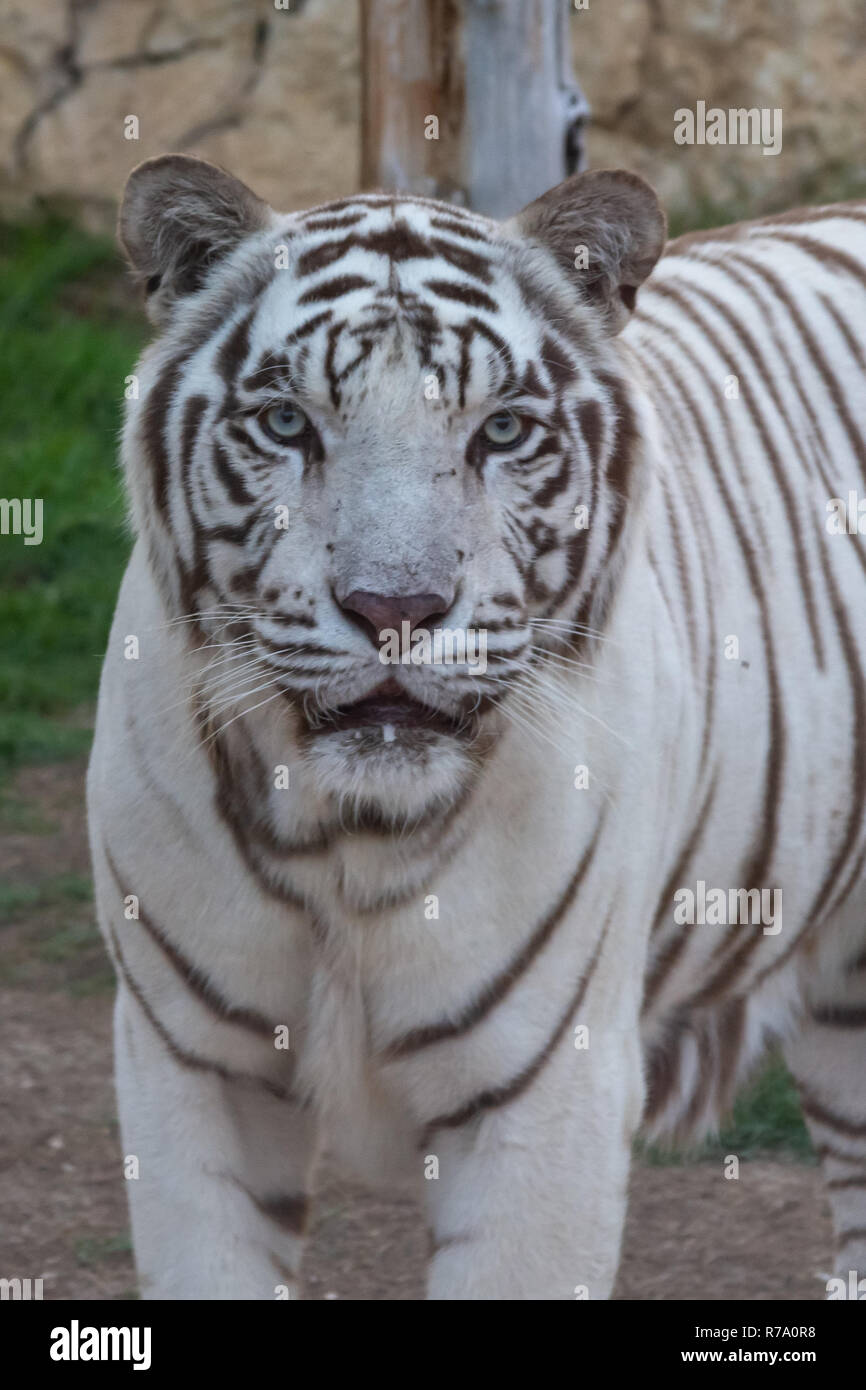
[87,153,866,1300]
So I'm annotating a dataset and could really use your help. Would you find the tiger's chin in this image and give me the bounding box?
[297,679,485,824]
[304,725,476,827]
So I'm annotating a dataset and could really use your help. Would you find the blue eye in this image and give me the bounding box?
[262,402,308,441]
[482,410,525,448]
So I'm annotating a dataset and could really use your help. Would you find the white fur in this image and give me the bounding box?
[88,193,866,1300]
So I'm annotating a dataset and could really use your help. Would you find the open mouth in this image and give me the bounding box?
[308,678,467,738]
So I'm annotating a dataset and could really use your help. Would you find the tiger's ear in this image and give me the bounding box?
[507,169,666,335]
[118,154,271,324]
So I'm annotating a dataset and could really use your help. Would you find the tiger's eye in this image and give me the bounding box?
[482,410,524,447]
[263,403,308,441]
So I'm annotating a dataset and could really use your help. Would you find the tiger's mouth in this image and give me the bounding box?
[305,678,470,739]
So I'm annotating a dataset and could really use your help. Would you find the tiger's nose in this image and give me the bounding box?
[339,590,450,646]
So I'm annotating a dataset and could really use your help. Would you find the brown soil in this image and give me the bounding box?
[0,761,831,1301]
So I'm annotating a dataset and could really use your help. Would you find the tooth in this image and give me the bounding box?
[383,724,396,743]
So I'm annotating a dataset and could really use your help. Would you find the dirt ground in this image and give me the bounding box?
[0,761,832,1301]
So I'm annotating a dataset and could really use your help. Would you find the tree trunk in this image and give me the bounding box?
[359,0,589,217]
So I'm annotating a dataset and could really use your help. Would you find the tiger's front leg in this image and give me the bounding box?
[422,1012,642,1300]
[114,983,318,1300]
[91,826,318,1300]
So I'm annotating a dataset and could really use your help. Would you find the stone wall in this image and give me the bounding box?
[581,0,866,216]
[1,0,864,230]
[0,0,360,227]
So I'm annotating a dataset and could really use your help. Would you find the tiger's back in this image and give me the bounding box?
[626,207,866,1152]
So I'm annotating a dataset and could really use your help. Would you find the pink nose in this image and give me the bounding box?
[339,591,449,645]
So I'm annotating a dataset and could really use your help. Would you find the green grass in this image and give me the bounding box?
[0,219,142,778]
[639,1054,813,1165]
[74,1232,133,1267]
[0,869,113,995]
[716,1054,813,1159]
[0,871,92,924]
[0,784,55,834]
[667,165,866,240]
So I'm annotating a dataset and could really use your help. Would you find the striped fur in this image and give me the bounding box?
[88,156,866,1299]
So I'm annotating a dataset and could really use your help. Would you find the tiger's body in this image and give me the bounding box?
[88,156,866,1300]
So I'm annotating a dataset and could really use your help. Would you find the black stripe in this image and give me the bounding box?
[424,279,498,313]
[288,309,333,342]
[420,911,611,1142]
[815,1139,866,1164]
[298,274,375,305]
[637,334,785,1004]
[811,1003,866,1028]
[650,277,826,670]
[711,255,866,584]
[770,231,866,288]
[817,291,866,373]
[636,303,771,556]
[302,212,366,231]
[659,473,700,673]
[429,215,489,242]
[667,204,866,259]
[801,1091,866,1138]
[383,816,605,1058]
[141,358,184,516]
[643,773,719,1010]
[296,236,355,277]
[428,1229,474,1257]
[577,400,603,465]
[270,1253,299,1285]
[246,1190,309,1235]
[216,307,257,388]
[753,543,866,986]
[428,236,493,283]
[104,845,275,1038]
[731,254,866,467]
[636,359,719,773]
[104,914,290,1100]
[213,440,256,507]
[176,393,210,610]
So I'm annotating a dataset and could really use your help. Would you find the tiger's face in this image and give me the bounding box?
[121,158,664,819]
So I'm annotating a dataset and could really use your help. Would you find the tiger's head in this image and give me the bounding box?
[120,156,664,823]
